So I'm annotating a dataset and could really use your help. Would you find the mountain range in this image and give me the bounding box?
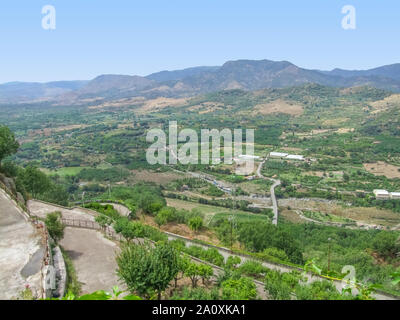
[1,59,400,104]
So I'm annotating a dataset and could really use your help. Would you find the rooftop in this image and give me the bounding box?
[373,189,390,195]
[270,152,288,157]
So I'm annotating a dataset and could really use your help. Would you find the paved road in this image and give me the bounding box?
[256,158,281,225]
[60,227,122,294]
[0,189,44,299]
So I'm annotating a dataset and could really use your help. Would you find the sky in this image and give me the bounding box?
[0,0,399,83]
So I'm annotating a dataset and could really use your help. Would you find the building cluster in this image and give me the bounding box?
[373,189,400,200]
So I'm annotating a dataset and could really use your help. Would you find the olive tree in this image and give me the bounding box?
[116,242,179,299]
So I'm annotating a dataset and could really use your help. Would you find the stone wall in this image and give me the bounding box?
[52,246,67,298]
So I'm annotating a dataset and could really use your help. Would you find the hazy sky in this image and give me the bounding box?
[0,0,399,83]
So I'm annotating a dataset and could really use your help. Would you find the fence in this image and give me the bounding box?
[61,218,123,241]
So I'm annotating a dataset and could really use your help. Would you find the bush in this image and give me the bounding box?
[155,207,178,226]
[221,277,257,300]
[188,216,203,232]
[45,212,65,243]
[259,247,289,262]
[238,261,267,277]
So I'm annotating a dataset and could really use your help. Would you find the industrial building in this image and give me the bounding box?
[269,152,305,161]
[390,192,400,200]
[373,189,390,200]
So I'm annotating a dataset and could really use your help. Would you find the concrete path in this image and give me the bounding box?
[60,227,122,294]
[27,200,95,221]
[0,189,44,299]
[27,200,122,294]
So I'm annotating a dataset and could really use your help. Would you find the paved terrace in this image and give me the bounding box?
[0,189,45,299]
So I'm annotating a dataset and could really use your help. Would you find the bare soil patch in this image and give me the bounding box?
[130,169,187,185]
[363,161,400,179]
[187,102,224,114]
[139,214,220,244]
[279,198,400,227]
[253,99,303,116]
[336,128,354,134]
[136,97,187,114]
[369,94,400,112]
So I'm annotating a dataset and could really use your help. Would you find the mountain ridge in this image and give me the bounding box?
[1,60,400,104]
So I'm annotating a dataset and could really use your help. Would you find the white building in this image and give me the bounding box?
[285,154,305,161]
[373,189,390,200]
[269,152,288,158]
[238,154,260,160]
[390,192,400,200]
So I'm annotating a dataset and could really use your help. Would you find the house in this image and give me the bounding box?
[373,189,390,200]
[390,192,400,200]
[269,152,288,158]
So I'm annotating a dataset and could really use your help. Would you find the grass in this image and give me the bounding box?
[43,166,88,177]
[166,198,264,225]
[210,211,270,224]
[60,246,82,296]
[303,210,356,225]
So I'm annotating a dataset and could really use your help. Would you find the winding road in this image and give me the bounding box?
[256,158,281,225]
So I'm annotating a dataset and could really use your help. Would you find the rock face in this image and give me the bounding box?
[0,174,25,205]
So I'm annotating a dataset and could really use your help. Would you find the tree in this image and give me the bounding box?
[237,221,303,264]
[188,216,203,232]
[0,126,19,166]
[41,184,69,206]
[18,165,51,197]
[114,218,144,243]
[174,255,190,288]
[261,247,289,262]
[184,262,203,288]
[198,264,213,285]
[216,219,237,247]
[138,193,165,214]
[116,242,179,299]
[45,212,65,243]
[372,232,400,259]
[264,270,292,300]
[221,277,257,300]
